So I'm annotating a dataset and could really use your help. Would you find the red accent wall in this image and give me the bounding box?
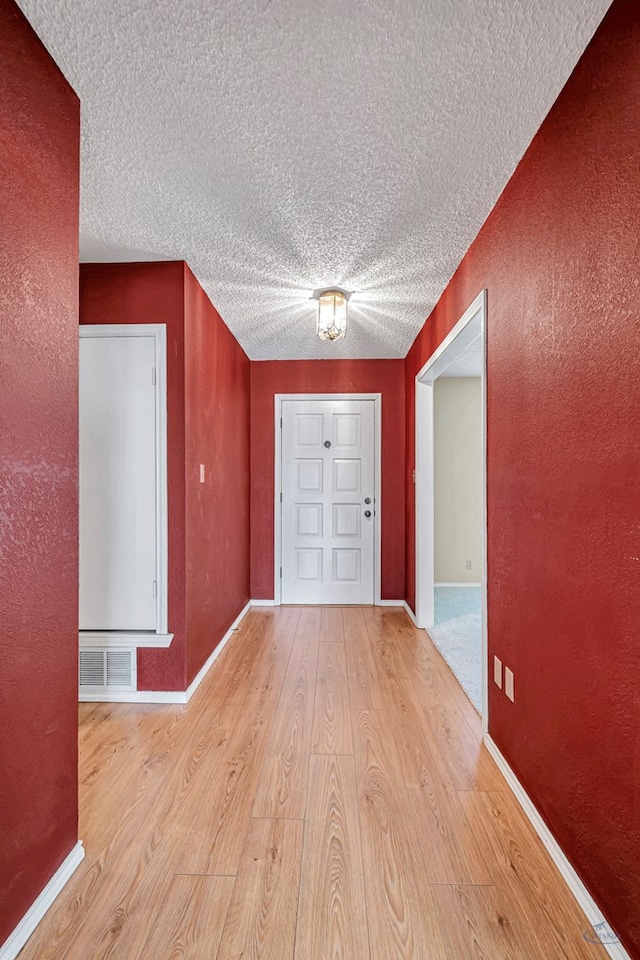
[250,360,405,600]
[184,266,250,685]
[80,262,188,690]
[404,1,640,953]
[79,263,251,690]
[0,0,80,946]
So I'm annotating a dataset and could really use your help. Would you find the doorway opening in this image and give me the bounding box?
[415,292,487,727]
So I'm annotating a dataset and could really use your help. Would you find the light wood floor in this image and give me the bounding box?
[20,606,600,959]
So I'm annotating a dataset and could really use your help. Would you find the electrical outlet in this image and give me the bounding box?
[493,656,503,688]
[465,559,472,570]
[505,667,515,702]
[199,464,205,483]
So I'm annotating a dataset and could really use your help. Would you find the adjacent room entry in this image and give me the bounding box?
[279,397,378,604]
[78,324,170,649]
[414,291,487,723]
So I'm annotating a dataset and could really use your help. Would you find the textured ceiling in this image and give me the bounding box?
[18,0,610,360]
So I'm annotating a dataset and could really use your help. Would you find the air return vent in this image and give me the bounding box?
[79,648,136,694]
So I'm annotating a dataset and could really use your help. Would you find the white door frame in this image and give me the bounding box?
[414,291,488,729]
[78,323,172,648]
[274,393,382,606]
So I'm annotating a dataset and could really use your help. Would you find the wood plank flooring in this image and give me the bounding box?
[18,606,602,960]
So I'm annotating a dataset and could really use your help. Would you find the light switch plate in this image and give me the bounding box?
[505,667,515,702]
[493,656,503,688]
[199,464,205,483]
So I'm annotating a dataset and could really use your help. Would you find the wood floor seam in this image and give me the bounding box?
[427,880,497,887]
[250,815,307,822]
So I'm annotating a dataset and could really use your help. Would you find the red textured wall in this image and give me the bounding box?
[0,0,80,946]
[405,1,640,953]
[184,267,250,684]
[250,360,405,600]
[80,262,188,690]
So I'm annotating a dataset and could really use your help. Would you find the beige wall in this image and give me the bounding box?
[434,377,482,582]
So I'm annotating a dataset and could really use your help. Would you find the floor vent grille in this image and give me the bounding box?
[79,648,136,693]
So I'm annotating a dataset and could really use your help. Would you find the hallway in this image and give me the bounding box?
[20,607,597,959]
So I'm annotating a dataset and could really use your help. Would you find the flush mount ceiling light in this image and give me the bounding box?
[312,287,352,343]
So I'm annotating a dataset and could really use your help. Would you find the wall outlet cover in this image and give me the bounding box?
[494,656,503,688]
[505,667,515,702]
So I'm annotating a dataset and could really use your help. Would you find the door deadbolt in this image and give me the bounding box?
[364,510,372,518]
[364,497,372,504]
[323,440,331,448]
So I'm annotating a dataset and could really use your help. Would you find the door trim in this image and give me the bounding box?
[414,291,488,731]
[274,394,382,605]
[78,323,170,641]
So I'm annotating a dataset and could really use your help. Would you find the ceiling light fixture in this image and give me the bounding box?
[312,287,351,343]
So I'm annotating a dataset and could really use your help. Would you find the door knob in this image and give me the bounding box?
[364,510,372,518]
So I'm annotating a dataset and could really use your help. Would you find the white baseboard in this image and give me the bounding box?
[250,600,413,609]
[435,581,481,588]
[484,735,631,960]
[185,601,251,700]
[79,601,252,705]
[0,841,85,960]
[79,690,188,704]
[403,601,418,625]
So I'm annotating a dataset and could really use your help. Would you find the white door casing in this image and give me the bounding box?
[414,290,488,730]
[280,398,377,604]
[79,324,170,643]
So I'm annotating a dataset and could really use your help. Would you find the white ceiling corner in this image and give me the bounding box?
[17,0,610,360]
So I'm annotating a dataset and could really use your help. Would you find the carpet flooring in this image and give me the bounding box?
[428,585,482,713]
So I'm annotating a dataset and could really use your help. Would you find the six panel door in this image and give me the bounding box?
[281,399,375,604]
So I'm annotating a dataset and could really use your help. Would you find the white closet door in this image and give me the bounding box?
[281,399,375,604]
[79,334,157,630]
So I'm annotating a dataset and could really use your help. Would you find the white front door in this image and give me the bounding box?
[280,399,376,604]
[79,332,158,631]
